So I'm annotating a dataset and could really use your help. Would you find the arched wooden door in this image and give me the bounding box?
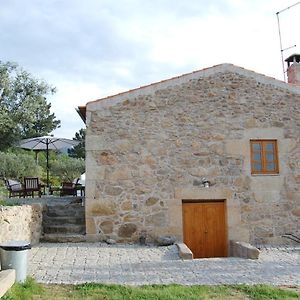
[182,200,227,258]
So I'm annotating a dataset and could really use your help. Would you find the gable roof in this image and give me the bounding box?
[79,63,300,121]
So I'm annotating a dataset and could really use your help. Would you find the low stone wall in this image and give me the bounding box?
[0,204,43,245]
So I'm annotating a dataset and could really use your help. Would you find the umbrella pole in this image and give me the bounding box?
[46,141,49,187]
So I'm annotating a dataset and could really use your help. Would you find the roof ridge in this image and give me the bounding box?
[87,63,300,109]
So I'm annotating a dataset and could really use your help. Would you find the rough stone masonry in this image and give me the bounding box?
[0,204,43,245]
[84,64,300,246]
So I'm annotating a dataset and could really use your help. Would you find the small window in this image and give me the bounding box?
[250,140,279,175]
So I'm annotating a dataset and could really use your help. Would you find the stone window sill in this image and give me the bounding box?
[251,173,280,176]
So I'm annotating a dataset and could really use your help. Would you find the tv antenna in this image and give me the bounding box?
[276,1,300,81]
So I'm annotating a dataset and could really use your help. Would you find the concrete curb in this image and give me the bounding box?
[230,240,260,259]
[0,269,15,298]
[176,243,193,259]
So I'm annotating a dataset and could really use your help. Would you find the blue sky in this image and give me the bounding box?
[1,0,300,138]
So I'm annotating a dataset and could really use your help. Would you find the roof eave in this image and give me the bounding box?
[76,106,86,124]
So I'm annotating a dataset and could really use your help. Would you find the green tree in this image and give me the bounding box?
[50,154,85,182]
[0,61,60,150]
[68,128,85,159]
[0,151,42,180]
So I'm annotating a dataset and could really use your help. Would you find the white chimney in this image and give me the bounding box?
[285,54,300,85]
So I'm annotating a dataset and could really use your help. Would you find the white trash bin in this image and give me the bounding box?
[0,240,31,283]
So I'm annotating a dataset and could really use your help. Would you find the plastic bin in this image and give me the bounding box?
[0,240,31,283]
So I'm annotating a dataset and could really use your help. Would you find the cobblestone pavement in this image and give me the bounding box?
[28,243,300,286]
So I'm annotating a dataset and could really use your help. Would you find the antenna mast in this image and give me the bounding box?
[276,1,300,81]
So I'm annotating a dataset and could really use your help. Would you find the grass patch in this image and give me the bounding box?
[0,185,8,198]
[234,284,300,299]
[0,199,7,205]
[0,199,21,206]
[3,279,300,300]
[74,283,244,299]
[2,277,44,300]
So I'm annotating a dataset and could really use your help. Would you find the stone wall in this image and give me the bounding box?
[85,66,300,245]
[0,204,43,245]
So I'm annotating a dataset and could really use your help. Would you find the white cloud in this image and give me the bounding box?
[1,0,300,138]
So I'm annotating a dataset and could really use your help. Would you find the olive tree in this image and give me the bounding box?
[0,61,60,150]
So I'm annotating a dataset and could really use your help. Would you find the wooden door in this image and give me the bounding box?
[182,200,227,258]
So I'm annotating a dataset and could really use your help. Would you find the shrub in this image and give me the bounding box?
[0,151,42,180]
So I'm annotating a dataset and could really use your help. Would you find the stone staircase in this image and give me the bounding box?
[41,201,86,242]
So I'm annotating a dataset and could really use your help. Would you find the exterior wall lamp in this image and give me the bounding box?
[202,178,211,188]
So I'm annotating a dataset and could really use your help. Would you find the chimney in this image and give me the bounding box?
[285,54,300,85]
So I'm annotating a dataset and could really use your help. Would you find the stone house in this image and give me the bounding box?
[80,57,300,258]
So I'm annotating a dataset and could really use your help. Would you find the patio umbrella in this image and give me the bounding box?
[18,136,79,187]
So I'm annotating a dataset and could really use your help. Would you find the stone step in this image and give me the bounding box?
[0,270,15,298]
[41,203,86,242]
[43,216,85,226]
[45,211,85,218]
[43,224,85,234]
[45,205,85,218]
[46,203,84,210]
[47,203,84,209]
[41,234,86,243]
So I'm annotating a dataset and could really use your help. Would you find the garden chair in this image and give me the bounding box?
[49,178,83,197]
[24,177,43,198]
[60,178,81,196]
[4,178,25,198]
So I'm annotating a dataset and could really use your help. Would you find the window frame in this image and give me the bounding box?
[250,139,279,175]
